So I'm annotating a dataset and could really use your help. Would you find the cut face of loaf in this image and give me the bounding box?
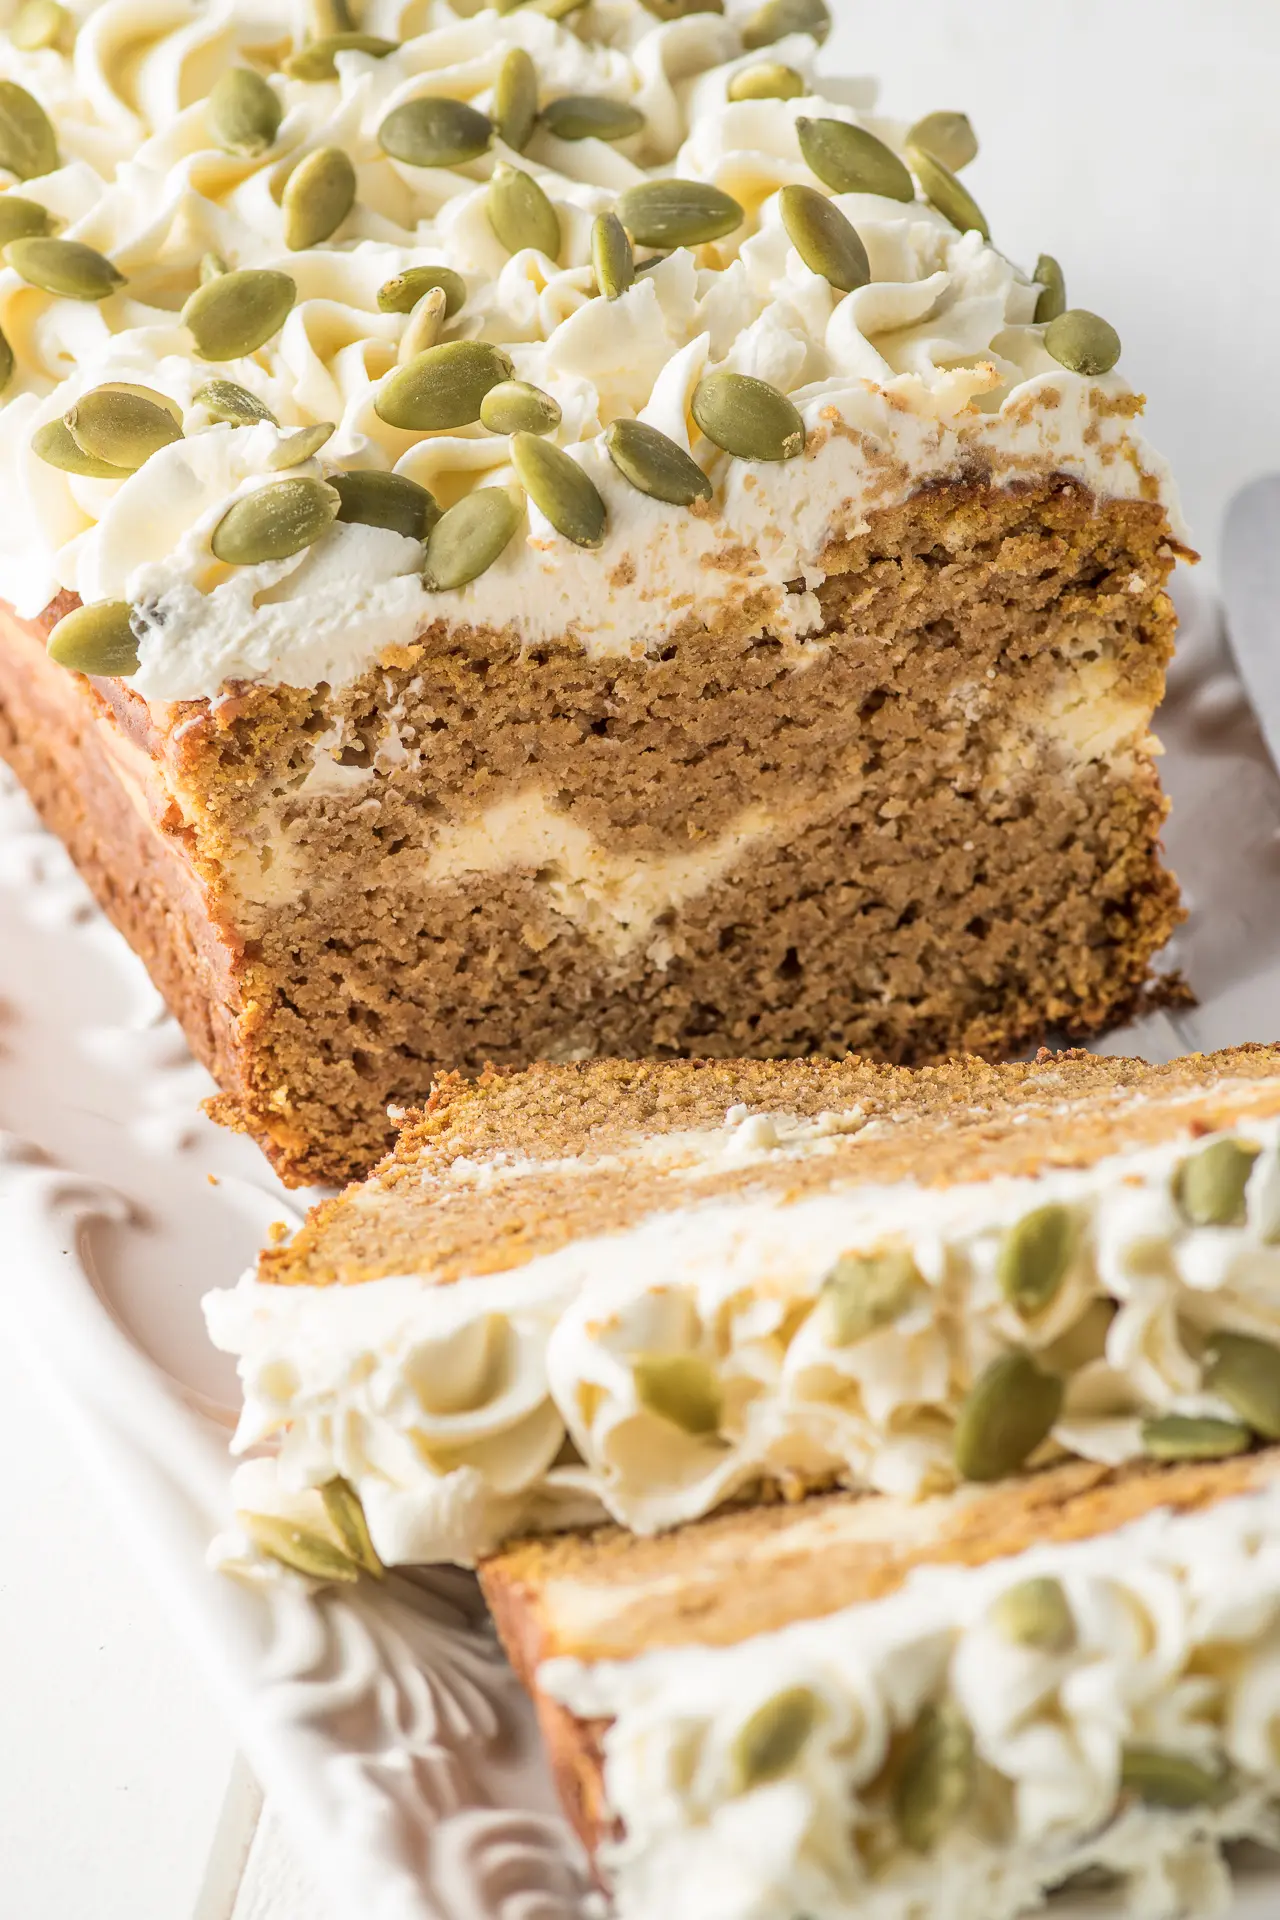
[205,1045,1280,1570]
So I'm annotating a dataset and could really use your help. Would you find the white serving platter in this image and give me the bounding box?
[2,571,1279,1920]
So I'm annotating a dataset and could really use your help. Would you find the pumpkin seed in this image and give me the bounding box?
[488,162,560,260]
[990,1576,1075,1653]
[591,210,633,300]
[320,1477,384,1577]
[194,377,278,426]
[266,420,335,469]
[396,286,447,363]
[378,96,493,169]
[182,267,296,359]
[821,1246,921,1346]
[1203,1331,1280,1441]
[7,235,123,301]
[953,1351,1064,1482]
[375,339,512,431]
[631,1351,722,1434]
[206,67,282,157]
[0,323,11,394]
[778,182,870,293]
[423,485,522,589]
[282,145,356,250]
[0,80,57,182]
[893,1701,975,1853]
[796,116,912,202]
[640,0,724,16]
[480,379,562,436]
[1044,307,1122,377]
[332,468,439,540]
[906,110,978,173]
[31,416,131,478]
[199,249,227,284]
[307,0,354,32]
[604,417,712,505]
[1120,1743,1230,1811]
[731,1687,820,1792]
[9,0,71,51]
[1141,1413,1253,1462]
[283,33,397,81]
[512,429,606,548]
[376,263,466,317]
[0,193,53,247]
[908,143,990,239]
[1039,1297,1117,1376]
[1034,253,1067,324]
[1175,1138,1259,1227]
[616,179,744,249]
[238,1510,360,1583]
[211,475,340,565]
[692,370,805,462]
[741,0,830,47]
[540,95,646,143]
[996,1204,1076,1318]
[522,0,590,16]
[494,46,538,153]
[728,63,805,103]
[46,599,138,675]
[64,385,183,471]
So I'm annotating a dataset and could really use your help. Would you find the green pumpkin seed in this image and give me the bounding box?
[640,0,724,16]
[206,67,282,157]
[616,179,743,250]
[0,194,53,247]
[182,268,296,360]
[46,599,137,675]
[199,249,227,284]
[906,110,978,173]
[604,417,712,505]
[0,323,11,395]
[591,210,633,300]
[908,144,989,239]
[64,385,183,471]
[480,379,562,436]
[7,235,124,301]
[194,377,278,426]
[1120,1743,1230,1811]
[378,96,493,169]
[282,145,356,250]
[778,182,870,293]
[238,1510,360,1583]
[396,286,447,363]
[1044,307,1122,377]
[692,370,805,462]
[1175,1138,1259,1227]
[9,0,71,51]
[540,95,646,143]
[376,263,466,317]
[953,1351,1064,1482]
[1039,1297,1117,1376]
[893,1701,975,1853]
[266,420,335,469]
[375,339,512,431]
[494,46,538,153]
[990,1576,1076,1653]
[731,1687,820,1792]
[1203,1331,1280,1441]
[741,0,830,47]
[521,0,590,16]
[512,430,606,548]
[211,475,340,565]
[283,33,397,81]
[727,63,805,103]
[1141,1413,1253,1462]
[0,81,57,182]
[821,1246,921,1346]
[332,468,439,540]
[1034,253,1066,324]
[423,486,522,590]
[487,162,560,260]
[996,1204,1076,1318]
[320,1477,384,1577]
[796,117,912,202]
[631,1351,722,1434]
[307,0,354,32]
[31,416,131,478]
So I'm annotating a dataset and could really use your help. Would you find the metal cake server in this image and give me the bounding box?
[1222,473,1280,777]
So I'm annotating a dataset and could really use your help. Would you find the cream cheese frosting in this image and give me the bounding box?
[205,1105,1280,1567]
[543,1482,1280,1920]
[0,0,1183,702]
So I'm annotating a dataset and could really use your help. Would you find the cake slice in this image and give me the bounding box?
[206,1046,1280,1570]
[478,1450,1280,1920]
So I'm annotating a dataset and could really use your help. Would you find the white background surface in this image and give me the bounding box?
[3,6,1280,1918]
